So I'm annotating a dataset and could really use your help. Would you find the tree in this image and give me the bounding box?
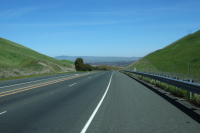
[75,58,84,71]
[84,64,92,71]
[74,58,92,71]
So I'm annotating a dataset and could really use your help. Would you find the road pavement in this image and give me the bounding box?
[0,71,199,133]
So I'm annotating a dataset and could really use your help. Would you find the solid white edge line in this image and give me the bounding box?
[0,111,7,115]
[80,71,114,133]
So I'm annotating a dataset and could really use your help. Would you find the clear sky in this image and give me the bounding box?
[1,0,200,57]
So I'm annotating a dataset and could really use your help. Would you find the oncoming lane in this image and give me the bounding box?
[0,72,92,97]
[0,71,113,133]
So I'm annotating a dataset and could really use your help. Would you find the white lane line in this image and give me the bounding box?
[69,83,77,87]
[0,111,7,115]
[80,71,114,133]
[0,80,45,88]
[0,74,74,89]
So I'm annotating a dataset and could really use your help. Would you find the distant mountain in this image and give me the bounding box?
[54,56,141,63]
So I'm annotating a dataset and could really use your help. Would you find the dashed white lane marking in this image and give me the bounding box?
[80,71,114,133]
[0,111,7,115]
[69,83,77,87]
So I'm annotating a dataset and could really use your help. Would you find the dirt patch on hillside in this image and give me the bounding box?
[0,63,75,79]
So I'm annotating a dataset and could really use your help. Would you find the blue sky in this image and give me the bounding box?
[1,0,200,57]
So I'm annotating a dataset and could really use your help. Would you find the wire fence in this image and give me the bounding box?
[138,70,200,83]
[127,58,200,83]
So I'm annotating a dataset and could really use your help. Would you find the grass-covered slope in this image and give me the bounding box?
[126,30,200,77]
[0,37,74,79]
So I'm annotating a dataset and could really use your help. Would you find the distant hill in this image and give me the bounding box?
[54,56,140,63]
[0,38,74,79]
[126,30,200,81]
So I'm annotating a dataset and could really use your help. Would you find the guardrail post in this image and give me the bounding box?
[190,92,194,99]
[189,79,194,99]
[166,83,169,89]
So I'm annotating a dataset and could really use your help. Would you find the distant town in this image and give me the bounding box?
[88,61,135,67]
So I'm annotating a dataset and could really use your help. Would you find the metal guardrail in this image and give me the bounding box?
[121,70,200,97]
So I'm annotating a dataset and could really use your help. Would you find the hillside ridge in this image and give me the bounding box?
[126,30,200,82]
[0,37,74,79]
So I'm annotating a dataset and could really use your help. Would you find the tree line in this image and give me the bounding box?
[75,58,117,71]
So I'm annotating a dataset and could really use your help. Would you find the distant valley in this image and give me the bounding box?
[54,56,141,67]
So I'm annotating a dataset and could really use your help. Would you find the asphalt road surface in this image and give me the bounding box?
[0,71,199,133]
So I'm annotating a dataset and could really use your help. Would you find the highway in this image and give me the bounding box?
[0,71,200,133]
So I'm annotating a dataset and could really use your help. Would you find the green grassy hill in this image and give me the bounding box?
[126,30,200,81]
[0,37,74,79]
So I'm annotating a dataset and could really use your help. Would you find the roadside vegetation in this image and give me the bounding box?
[122,71,200,106]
